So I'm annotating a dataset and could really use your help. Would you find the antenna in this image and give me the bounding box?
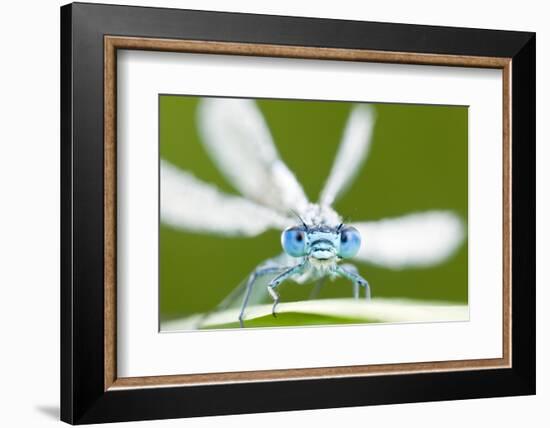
[290,210,309,230]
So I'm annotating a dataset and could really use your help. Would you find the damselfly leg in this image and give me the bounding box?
[239,265,286,328]
[335,264,371,300]
[265,262,307,318]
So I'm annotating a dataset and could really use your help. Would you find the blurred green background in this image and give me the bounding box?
[159,96,468,326]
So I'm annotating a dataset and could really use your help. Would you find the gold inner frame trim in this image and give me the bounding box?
[104,35,512,391]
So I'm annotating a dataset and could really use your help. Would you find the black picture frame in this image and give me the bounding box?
[61,2,535,424]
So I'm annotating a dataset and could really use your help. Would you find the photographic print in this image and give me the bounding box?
[159,96,468,331]
[62,6,534,422]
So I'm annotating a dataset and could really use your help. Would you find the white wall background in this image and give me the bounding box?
[0,0,546,426]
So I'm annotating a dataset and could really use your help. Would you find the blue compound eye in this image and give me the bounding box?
[281,226,307,257]
[339,226,361,259]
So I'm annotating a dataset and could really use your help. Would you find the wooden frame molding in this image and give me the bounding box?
[104,35,512,391]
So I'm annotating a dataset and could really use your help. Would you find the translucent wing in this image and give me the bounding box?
[196,254,293,328]
[351,211,465,269]
[319,105,376,206]
[161,160,291,236]
[197,98,309,213]
[208,269,275,312]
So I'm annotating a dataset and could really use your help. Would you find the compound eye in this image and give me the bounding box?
[339,226,361,259]
[281,226,307,257]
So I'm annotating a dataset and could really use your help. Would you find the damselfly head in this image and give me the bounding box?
[281,222,362,261]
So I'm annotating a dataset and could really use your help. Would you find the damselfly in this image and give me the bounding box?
[161,98,464,327]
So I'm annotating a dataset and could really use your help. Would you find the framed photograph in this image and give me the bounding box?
[60,2,535,424]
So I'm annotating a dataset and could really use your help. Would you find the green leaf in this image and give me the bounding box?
[161,298,468,331]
